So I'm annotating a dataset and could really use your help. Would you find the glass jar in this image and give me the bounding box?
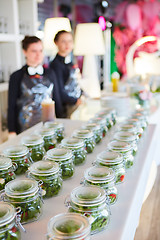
[1,179,43,224]
[134,108,149,117]
[96,112,113,129]
[131,113,148,130]
[61,138,86,165]
[45,148,74,180]
[66,186,110,234]
[88,117,108,137]
[124,118,144,136]
[3,145,32,175]
[118,124,142,138]
[72,129,95,154]
[0,156,16,191]
[35,127,57,151]
[21,134,45,162]
[81,123,103,144]
[114,131,138,156]
[96,151,125,184]
[108,141,134,169]
[0,202,21,240]
[44,121,65,143]
[28,160,62,198]
[83,166,118,205]
[99,108,117,125]
[47,213,90,240]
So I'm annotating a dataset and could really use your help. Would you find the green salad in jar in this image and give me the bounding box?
[35,127,57,151]
[44,121,65,143]
[3,145,32,175]
[72,129,95,154]
[47,213,90,240]
[3,179,43,224]
[66,185,110,234]
[88,117,108,137]
[28,160,62,198]
[83,166,118,205]
[21,134,45,162]
[0,156,16,191]
[61,138,86,165]
[45,148,75,180]
[0,202,21,240]
[108,140,134,169]
[96,150,126,184]
[81,123,103,144]
[114,131,138,156]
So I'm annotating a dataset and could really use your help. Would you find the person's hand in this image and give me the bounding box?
[8,132,17,139]
[76,98,82,106]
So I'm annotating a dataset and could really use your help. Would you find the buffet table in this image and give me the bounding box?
[0,119,157,240]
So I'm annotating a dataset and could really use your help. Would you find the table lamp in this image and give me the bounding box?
[74,23,105,98]
[43,17,72,55]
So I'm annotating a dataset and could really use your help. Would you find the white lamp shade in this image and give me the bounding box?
[73,23,105,56]
[43,17,72,54]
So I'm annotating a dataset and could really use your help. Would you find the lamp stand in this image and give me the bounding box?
[82,55,101,98]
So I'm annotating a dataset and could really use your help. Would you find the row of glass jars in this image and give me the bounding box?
[0,108,117,179]
[0,140,86,200]
[92,108,149,186]
[60,107,118,236]
[46,108,118,239]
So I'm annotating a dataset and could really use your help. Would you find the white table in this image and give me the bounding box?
[0,119,157,240]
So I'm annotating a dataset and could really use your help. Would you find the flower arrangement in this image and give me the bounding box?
[113,0,160,78]
[132,89,152,107]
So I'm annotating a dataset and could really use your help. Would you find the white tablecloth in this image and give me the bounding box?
[0,119,157,240]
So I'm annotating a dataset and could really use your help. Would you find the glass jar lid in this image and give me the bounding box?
[84,166,115,184]
[35,126,56,137]
[89,117,106,126]
[134,108,149,116]
[124,118,141,126]
[97,150,123,165]
[44,121,64,130]
[0,202,15,227]
[46,148,73,162]
[72,129,94,139]
[114,131,138,142]
[5,179,39,198]
[48,213,90,239]
[21,134,44,146]
[61,138,84,149]
[81,123,101,132]
[108,140,132,152]
[132,113,147,121]
[3,145,29,158]
[71,185,106,207]
[29,160,59,176]
[119,124,138,133]
[0,156,12,170]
